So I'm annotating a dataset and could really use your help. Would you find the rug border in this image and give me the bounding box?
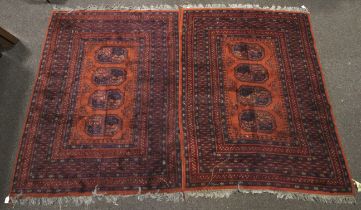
[305,13,357,196]
[6,7,357,205]
[7,9,56,201]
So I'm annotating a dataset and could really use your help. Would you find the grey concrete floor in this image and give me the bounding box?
[0,0,360,209]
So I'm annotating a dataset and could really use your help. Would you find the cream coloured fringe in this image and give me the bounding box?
[52,3,309,13]
[6,187,356,206]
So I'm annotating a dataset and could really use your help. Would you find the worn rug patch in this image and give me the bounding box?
[9,9,356,204]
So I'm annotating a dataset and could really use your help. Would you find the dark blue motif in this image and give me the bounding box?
[237,86,271,106]
[85,115,122,136]
[93,68,126,86]
[234,64,268,83]
[239,110,275,133]
[231,43,264,61]
[95,46,127,63]
[89,90,123,109]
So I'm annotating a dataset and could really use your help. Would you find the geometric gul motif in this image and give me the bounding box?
[68,41,137,145]
[230,42,275,132]
[82,46,129,138]
[93,68,127,86]
[222,38,290,142]
[85,46,128,135]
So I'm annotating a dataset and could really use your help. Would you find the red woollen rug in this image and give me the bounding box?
[9,8,356,205]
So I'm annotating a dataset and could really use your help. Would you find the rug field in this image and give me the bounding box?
[8,8,356,205]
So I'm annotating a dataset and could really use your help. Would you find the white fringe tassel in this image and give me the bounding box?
[354,179,361,192]
[182,4,309,13]
[51,3,309,13]
[7,188,356,206]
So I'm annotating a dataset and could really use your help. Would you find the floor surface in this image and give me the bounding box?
[0,0,360,209]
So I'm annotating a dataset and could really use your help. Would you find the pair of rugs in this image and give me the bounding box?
[9,7,356,205]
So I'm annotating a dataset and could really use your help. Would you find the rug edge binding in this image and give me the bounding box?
[7,189,356,206]
[51,4,309,13]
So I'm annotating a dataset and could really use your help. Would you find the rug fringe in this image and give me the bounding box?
[51,3,309,13]
[6,187,356,206]
[354,179,361,192]
[186,189,356,204]
[182,4,309,13]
